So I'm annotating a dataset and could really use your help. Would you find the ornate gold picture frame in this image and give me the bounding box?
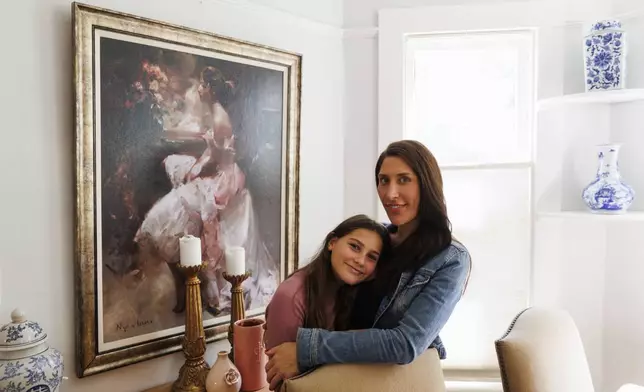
[73,2,300,377]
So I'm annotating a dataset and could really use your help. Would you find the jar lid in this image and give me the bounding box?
[590,20,622,32]
[0,308,47,352]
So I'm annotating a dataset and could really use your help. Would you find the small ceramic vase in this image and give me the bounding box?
[233,318,268,392]
[582,143,635,213]
[206,351,242,392]
[0,308,64,392]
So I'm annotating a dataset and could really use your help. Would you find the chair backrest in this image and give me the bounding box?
[495,307,595,392]
[281,348,446,392]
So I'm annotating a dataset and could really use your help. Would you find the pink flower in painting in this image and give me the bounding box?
[142,62,168,83]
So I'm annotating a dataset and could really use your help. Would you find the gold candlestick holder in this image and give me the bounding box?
[172,262,210,392]
[222,271,251,362]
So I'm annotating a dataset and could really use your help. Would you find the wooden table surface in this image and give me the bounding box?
[142,382,271,392]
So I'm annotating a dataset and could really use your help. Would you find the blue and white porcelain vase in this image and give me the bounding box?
[582,144,634,213]
[584,20,627,91]
[0,309,64,392]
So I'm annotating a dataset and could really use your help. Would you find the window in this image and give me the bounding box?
[405,31,534,166]
[404,30,535,375]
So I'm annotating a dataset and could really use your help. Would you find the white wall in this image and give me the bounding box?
[0,0,344,391]
[614,0,642,15]
[248,0,344,26]
[343,34,379,217]
[343,0,531,29]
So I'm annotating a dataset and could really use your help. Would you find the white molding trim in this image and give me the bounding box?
[343,27,379,39]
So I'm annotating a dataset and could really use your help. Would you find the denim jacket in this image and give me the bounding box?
[295,240,471,371]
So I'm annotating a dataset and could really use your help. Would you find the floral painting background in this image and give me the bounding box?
[98,36,285,347]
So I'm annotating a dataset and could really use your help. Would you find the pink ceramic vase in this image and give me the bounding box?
[233,318,268,392]
[206,351,242,392]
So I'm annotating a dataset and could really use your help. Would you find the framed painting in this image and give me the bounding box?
[73,2,300,377]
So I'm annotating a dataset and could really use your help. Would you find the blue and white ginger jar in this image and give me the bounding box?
[584,20,627,91]
[582,144,634,213]
[0,309,64,392]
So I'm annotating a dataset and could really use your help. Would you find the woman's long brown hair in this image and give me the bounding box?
[374,140,455,292]
[294,214,391,331]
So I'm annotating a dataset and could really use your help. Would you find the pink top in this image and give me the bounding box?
[264,270,334,350]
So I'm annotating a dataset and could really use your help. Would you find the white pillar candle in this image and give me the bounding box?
[179,235,202,267]
[225,246,246,276]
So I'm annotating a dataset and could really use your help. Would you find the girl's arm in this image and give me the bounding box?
[184,135,214,182]
[295,246,470,371]
[265,280,306,351]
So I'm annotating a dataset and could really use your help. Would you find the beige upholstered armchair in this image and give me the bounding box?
[495,307,644,392]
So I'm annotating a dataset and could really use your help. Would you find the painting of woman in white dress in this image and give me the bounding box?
[134,65,278,316]
[74,5,300,376]
[97,36,288,348]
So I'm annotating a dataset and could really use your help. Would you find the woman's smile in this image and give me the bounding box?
[377,156,420,226]
[384,202,407,213]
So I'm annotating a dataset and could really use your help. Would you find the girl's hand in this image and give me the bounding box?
[265,342,299,390]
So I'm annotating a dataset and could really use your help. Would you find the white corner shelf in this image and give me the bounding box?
[537,211,644,221]
[537,88,644,111]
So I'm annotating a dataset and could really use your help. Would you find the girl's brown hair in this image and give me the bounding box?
[296,214,391,330]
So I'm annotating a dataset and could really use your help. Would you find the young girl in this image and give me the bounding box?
[264,214,391,350]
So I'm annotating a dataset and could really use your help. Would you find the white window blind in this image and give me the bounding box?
[404,30,535,375]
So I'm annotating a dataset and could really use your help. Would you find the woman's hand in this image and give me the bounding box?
[265,342,299,390]
[202,130,218,152]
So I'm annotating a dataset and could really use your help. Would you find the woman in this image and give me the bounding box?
[264,214,392,350]
[264,140,472,390]
[134,65,277,315]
